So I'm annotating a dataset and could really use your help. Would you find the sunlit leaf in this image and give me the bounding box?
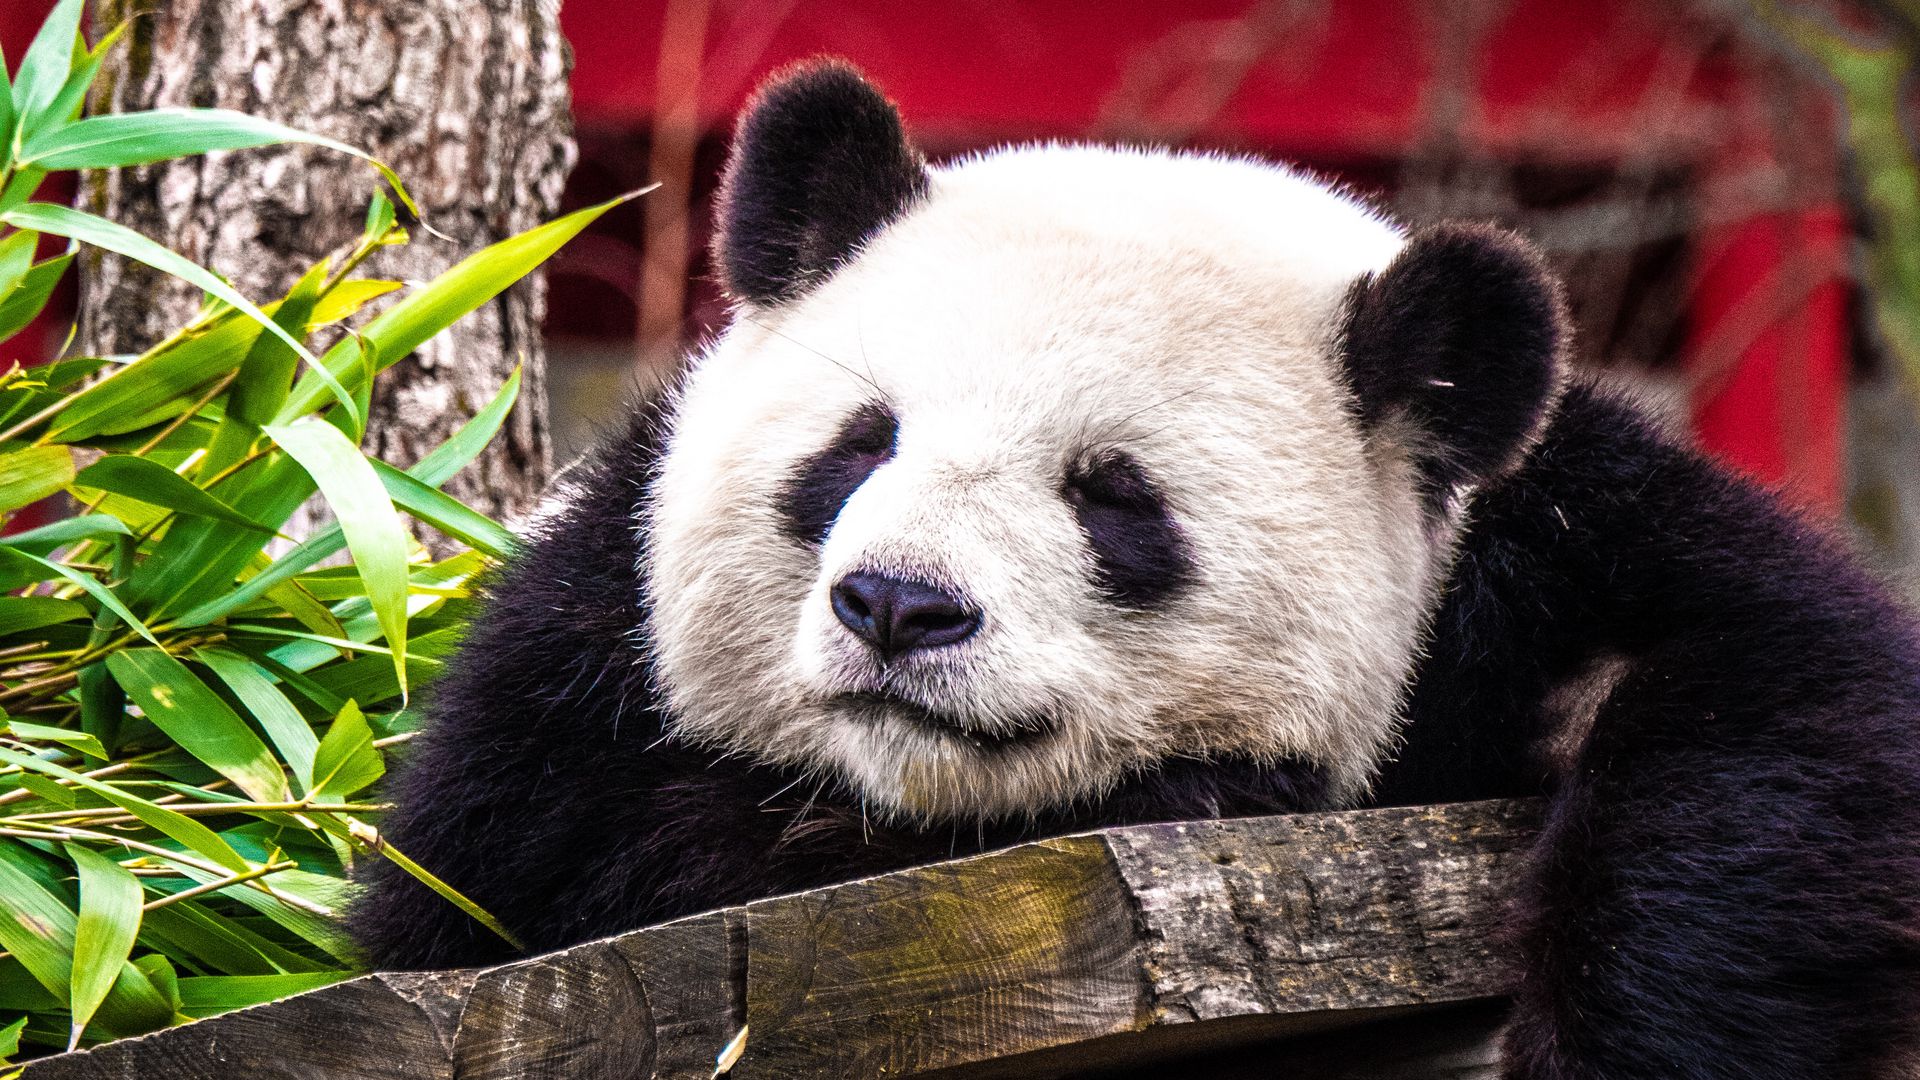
[276,191,640,421]
[104,649,289,802]
[0,444,73,511]
[262,420,411,695]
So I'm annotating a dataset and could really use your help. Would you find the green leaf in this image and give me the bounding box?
[34,20,130,136]
[371,460,517,558]
[2,513,132,555]
[0,230,35,298]
[194,647,318,796]
[73,456,274,533]
[3,719,105,761]
[0,746,251,875]
[309,701,382,800]
[10,0,83,134]
[262,420,411,695]
[175,366,521,629]
[305,279,402,329]
[66,845,142,1050]
[0,203,360,429]
[0,252,74,346]
[175,972,351,1016]
[104,649,289,803]
[276,191,640,422]
[0,547,157,645]
[0,1014,24,1060]
[0,852,74,1003]
[0,595,87,637]
[0,445,72,511]
[47,309,265,441]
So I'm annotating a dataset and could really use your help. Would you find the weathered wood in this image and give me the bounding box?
[20,800,1542,1079]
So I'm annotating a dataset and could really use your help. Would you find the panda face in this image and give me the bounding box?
[642,144,1448,822]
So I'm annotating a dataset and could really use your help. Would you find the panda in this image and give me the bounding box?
[351,62,1920,1078]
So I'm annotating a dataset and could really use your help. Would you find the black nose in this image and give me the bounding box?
[831,572,980,660]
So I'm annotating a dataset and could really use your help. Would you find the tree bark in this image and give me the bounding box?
[79,0,575,534]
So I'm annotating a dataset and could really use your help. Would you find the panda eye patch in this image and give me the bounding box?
[777,402,898,544]
[1064,450,1192,609]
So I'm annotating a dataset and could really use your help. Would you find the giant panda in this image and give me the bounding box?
[351,62,1920,1078]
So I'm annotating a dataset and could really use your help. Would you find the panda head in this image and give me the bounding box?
[642,61,1568,823]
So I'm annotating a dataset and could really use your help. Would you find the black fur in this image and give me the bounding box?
[352,66,1920,1079]
[713,60,929,305]
[776,401,897,544]
[1065,450,1192,609]
[1339,223,1566,500]
[355,383,1920,1080]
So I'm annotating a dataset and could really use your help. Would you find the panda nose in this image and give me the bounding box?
[830,572,980,661]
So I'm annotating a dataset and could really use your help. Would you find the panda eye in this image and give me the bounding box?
[1063,451,1193,609]
[775,403,898,545]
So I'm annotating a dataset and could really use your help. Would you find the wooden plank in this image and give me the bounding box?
[20,799,1541,1079]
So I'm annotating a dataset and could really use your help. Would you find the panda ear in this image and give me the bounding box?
[1338,223,1568,494]
[713,60,930,306]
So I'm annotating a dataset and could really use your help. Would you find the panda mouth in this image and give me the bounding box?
[834,691,1057,752]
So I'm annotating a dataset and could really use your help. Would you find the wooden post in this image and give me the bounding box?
[21,800,1539,1079]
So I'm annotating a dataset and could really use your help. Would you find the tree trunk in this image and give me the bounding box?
[78,0,575,536]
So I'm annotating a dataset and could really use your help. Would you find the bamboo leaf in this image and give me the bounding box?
[0,746,251,875]
[66,845,142,1050]
[175,972,351,1016]
[276,192,640,422]
[0,230,35,298]
[371,459,518,558]
[0,595,86,637]
[3,514,132,555]
[18,109,420,218]
[73,456,275,533]
[262,420,411,695]
[0,203,360,429]
[4,719,106,761]
[0,252,74,345]
[10,0,82,133]
[194,647,318,795]
[0,445,73,511]
[0,547,157,645]
[104,650,289,803]
[310,701,382,800]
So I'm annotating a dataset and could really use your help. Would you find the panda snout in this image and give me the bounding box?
[830,571,980,662]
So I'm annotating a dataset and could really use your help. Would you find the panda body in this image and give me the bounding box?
[353,64,1920,1079]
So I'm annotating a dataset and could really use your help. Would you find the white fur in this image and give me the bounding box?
[642,145,1444,822]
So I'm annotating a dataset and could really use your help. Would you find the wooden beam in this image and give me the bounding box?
[20,799,1541,1079]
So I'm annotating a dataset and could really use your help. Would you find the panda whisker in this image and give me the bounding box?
[1087,385,1208,446]
[741,313,884,397]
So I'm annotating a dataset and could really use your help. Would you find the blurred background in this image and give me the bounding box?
[7,0,1920,591]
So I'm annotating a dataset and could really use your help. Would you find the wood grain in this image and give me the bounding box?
[21,799,1541,1079]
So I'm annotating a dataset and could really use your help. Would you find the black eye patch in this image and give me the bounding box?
[777,402,898,544]
[1064,450,1192,609]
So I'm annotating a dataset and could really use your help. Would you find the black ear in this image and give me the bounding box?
[1338,223,1568,495]
[713,60,929,305]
